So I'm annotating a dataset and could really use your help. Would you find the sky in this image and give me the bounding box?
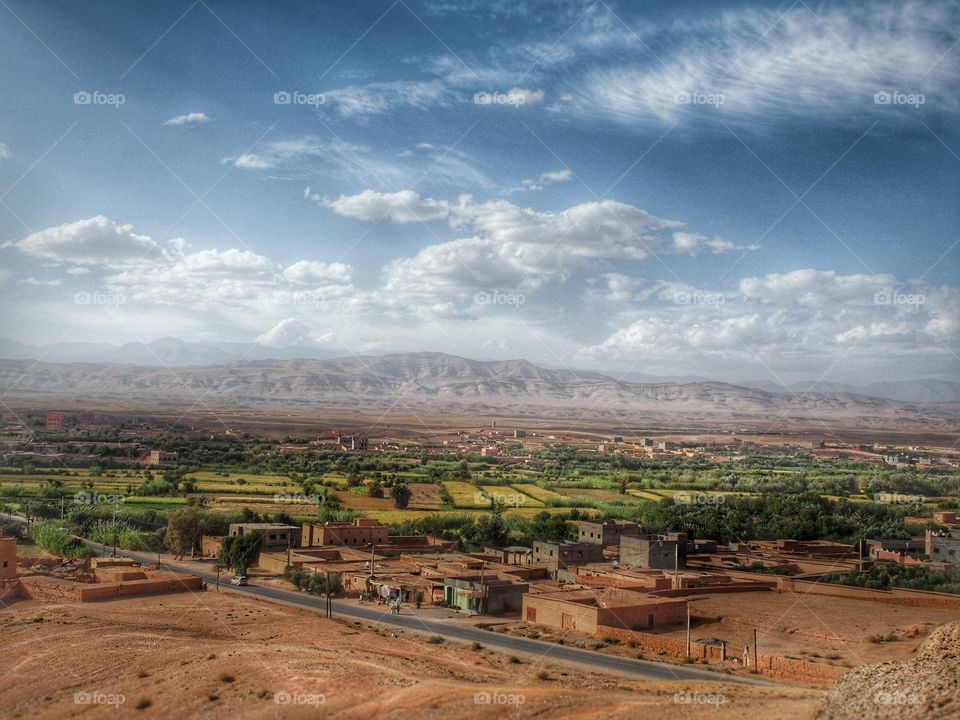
[0,0,958,384]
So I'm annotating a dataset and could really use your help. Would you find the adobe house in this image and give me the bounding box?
[522,588,687,634]
[578,520,640,546]
[301,518,389,547]
[620,535,684,570]
[0,532,16,581]
[443,576,528,615]
[228,523,301,551]
[532,540,604,579]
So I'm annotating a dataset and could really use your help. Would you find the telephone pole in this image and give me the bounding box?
[753,629,759,673]
[685,603,691,659]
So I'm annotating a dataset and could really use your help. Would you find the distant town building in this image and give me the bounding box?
[934,511,958,526]
[79,412,95,426]
[513,429,527,438]
[532,540,604,578]
[144,450,178,467]
[480,446,498,457]
[640,438,654,447]
[578,520,640,546]
[610,435,623,443]
[301,518,389,548]
[45,412,66,431]
[228,523,301,552]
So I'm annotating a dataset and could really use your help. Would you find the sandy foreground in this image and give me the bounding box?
[1,590,823,719]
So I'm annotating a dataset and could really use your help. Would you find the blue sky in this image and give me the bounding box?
[1,0,958,383]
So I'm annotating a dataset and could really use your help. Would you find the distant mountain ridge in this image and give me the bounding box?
[0,351,955,431]
[0,338,954,405]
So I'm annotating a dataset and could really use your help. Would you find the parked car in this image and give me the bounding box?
[229,575,248,586]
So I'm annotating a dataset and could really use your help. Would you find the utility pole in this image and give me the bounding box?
[111,503,117,558]
[685,603,691,659]
[326,571,333,618]
[216,564,221,590]
[753,628,759,673]
[479,560,485,615]
[286,533,291,572]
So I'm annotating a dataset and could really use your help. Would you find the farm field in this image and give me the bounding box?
[480,485,544,508]
[443,481,491,508]
[407,482,444,510]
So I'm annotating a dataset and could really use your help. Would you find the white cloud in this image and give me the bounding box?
[322,79,453,118]
[354,192,744,299]
[283,260,352,284]
[230,153,272,169]
[19,277,63,286]
[163,112,211,126]
[0,143,9,160]
[562,1,959,126]
[320,189,451,223]
[257,318,315,347]
[14,215,164,266]
[506,168,573,193]
[739,269,896,305]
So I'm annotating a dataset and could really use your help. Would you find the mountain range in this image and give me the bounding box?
[1,337,957,405]
[0,348,956,430]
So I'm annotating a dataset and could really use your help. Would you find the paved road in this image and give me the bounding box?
[95,546,774,687]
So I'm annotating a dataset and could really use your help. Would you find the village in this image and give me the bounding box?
[4,510,959,689]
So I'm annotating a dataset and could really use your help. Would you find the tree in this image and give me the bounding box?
[390,482,411,509]
[220,531,261,575]
[164,507,203,559]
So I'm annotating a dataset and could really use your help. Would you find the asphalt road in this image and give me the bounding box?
[94,545,774,687]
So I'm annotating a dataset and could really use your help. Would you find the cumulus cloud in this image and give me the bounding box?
[283,260,352,284]
[739,269,896,305]
[322,190,745,299]
[0,143,9,160]
[319,189,451,223]
[163,112,211,126]
[13,215,164,266]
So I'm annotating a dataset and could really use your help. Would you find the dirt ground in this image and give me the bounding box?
[655,590,957,666]
[1,590,824,719]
